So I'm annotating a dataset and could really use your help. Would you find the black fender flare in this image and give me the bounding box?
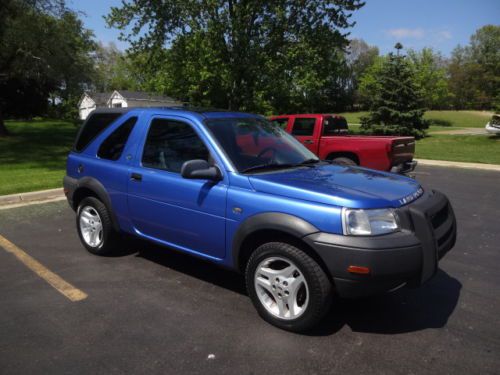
[231,212,319,269]
[69,176,121,232]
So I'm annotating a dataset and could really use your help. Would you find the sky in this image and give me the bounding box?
[70,0,500,55]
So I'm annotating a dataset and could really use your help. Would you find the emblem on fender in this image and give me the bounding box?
[399,187,424,205]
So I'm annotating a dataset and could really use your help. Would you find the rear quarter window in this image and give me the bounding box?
[97,117,138,161]
[74,112,123,152]
[323,116,348,136]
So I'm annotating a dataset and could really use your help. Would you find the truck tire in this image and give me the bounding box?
[246,241,332,332]
[332,156,357,166]
[76,197,120,255]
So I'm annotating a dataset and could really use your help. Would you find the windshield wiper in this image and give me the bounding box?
[241,163,297,174]
[241,159,320,174]
[296,158,320,165]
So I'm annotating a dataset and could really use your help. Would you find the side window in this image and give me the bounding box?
[142,118,209,173]
[74,112,123,152]
[323,116,348,136]
[97,117,138,161]
[291,118,316,136]
[271,118,289,129]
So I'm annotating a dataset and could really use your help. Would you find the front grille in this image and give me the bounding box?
[431,203,449,229]
[402,189,456,283]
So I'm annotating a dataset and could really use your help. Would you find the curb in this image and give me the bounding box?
[0,188,65,207]
[416,159,500,172]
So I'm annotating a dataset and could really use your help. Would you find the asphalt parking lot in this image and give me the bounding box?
[0,165,499,374]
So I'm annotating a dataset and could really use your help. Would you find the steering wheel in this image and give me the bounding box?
[257,147,278,162]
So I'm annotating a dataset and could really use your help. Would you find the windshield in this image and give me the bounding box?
[205,117,319,173]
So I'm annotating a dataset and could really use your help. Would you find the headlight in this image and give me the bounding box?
[342,208,399,236]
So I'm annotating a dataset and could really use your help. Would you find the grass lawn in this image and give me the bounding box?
[415,134,500,165]
[0,119,77,195]
[339,110,493,129]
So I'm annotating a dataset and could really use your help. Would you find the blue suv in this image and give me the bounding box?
[64,107,456,331]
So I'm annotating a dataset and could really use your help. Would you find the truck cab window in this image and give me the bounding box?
[323,116,348,136]
[291,118,316,136]
[271,118,289,129]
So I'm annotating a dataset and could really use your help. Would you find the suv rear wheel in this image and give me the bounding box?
[246,242,332,332]
[76,197,120,255]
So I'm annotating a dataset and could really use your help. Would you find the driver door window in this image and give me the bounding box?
[142,119,210,173]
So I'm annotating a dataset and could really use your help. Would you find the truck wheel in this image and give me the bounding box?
[76,197,120,255]
[246,242,332,332]
[332,156,357,166]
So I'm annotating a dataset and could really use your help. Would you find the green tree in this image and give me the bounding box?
[106,0,364,113]
[93,42,140,92]
[408,48,450,109]
[360,44,429,138]
[447,25,500,110]
[346,39,379,108]
[357,55,386,108]
[0,0,97,134]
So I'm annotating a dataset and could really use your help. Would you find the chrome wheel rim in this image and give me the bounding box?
[79,206,103,248]
[254,256,309,320]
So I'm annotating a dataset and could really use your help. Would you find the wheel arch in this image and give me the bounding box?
[72,177,120,232]
[326,151,360,165]
[232,213,331,279]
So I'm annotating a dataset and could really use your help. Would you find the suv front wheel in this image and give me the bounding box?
[246,242,332,332]
[76,197,120,255]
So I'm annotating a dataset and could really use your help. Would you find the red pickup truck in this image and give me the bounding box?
[270,114,417,173]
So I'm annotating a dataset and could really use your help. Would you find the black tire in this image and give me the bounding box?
[76,197,120,255]
[332,156,357,166]
[245,242,332,332]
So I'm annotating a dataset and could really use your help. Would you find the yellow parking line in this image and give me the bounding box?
[0,235,88,302]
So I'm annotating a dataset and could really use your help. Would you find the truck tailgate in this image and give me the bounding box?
[391,137,415,165]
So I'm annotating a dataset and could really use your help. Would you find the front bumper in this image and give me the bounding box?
[304,189,456,298]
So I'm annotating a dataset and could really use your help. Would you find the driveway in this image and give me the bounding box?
[0,165,499,374]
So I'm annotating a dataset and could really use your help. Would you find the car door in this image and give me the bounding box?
[290,116,320,154]
[127,115,228,259]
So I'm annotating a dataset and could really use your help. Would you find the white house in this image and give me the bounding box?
[78,90,183,120]
[78,92,111,120]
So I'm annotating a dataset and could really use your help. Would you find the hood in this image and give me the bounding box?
[248,164,423,209]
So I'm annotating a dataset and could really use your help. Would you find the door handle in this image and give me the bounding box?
[130,173,142,182]
[303,140,314,144]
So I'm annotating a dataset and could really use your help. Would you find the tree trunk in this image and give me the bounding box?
[0,109,8,136]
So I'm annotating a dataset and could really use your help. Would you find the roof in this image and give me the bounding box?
[88,106,261,120]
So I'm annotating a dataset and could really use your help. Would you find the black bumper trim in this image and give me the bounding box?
[304,189,456,298]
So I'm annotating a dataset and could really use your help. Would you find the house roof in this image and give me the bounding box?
[78,92,113,107]
[92,92,114,106]
[111,90,179,103]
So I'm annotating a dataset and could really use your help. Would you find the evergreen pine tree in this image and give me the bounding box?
[360,43,429,138]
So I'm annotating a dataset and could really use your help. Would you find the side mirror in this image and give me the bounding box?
[181,159,222,181]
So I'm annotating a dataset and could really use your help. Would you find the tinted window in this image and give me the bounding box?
[142,119,209,173]
[291,118,315,136]
[97,117,138,160]
[75,112,123,152]
[271,118,289,129]
[323,116,348,136]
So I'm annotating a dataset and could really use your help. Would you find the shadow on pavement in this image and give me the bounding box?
[309,269,462,336]
[133,241,461,336]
